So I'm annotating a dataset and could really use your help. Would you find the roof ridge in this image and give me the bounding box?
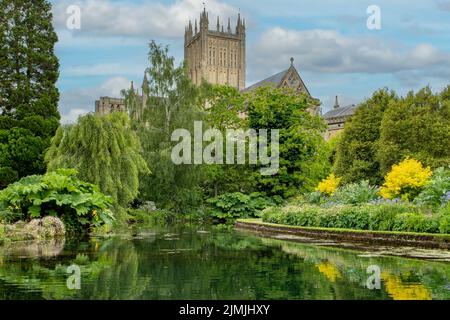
[323,104,358,119]
[242,68,290,92]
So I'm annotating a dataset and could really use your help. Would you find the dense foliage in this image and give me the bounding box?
[305,180,379,205]
[0,169,114,232]
[0,0,60,186]
[414,167,450,207]
[333,85,449,199]
[331,180,379,205]
[46,112,149,209]
[201,85,256,197]
[246,86,329,198]
[262,203,448,234]
[334,89,397,185]
[128,41,205,212]
[377,86,450,175]
[206,192,281,221]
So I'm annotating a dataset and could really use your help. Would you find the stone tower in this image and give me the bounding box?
[184,9,246,90]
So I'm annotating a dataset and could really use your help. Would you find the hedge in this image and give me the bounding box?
[262,203,450,234]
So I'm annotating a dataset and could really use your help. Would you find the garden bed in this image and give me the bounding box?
[235,218,450,249]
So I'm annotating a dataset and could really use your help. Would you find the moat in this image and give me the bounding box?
[0,224,449,300]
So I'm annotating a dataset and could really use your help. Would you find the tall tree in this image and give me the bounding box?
[377,86,450,175]
[201,84,256,197]
[0,0,60,186]
[46,112,149,209]
[246,86,329,198]
[333,89,398,185]
[127,41,206,212]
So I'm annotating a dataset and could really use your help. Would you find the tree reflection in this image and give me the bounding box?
[0,224,448,300]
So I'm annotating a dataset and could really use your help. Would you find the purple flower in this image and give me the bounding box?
[443,191,450,203]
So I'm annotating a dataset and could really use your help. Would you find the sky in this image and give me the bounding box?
[50,0,450,123]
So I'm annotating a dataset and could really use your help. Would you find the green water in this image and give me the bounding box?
[0,224,449,300]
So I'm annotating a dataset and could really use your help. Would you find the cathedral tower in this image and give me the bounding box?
[184,9,246,90]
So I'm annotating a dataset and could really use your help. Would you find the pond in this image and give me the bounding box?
[0,223,449,300]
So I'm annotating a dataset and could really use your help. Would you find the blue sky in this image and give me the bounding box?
[50,0,450,122]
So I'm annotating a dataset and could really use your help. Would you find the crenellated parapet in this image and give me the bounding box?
[184,9,246,90]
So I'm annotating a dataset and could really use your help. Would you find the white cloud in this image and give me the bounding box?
[59,76,131,123]
[248,27,450,81]
[60,108,91,124]
[64,63,143,77]
[55,29,144,48]
[53,0,239,38]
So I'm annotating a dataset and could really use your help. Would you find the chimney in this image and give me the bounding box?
[334,95,340,109]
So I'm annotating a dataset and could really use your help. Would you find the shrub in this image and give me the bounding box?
[392,212,440,233]
[367,203,419,231]
[438,203,450,234]
[330,205,371,229]
[261,203,446,234]
[304,191,324,204]
[317,174,341,196]
[0,169,114,232]
[207,192,278,221]
[332,180,379,204]
[333,89,398,185]
[414,167,450,207]
[379,158,432,201]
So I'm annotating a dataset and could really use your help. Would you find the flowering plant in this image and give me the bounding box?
[380,158,432,201]
[316,174,341,196]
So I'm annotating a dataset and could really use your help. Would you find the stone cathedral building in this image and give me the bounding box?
[184,9,246,90]
[94,9,354,138]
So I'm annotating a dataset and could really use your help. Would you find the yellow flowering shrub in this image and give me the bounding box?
[380,158,432,201]
[316,174,341,196]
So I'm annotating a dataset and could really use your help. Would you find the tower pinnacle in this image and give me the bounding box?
[334,95,340,109]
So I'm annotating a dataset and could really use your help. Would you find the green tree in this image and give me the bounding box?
[246,86,329,198]
[377,86,450,175]
[201,84,256,197]
[128,41,205,212]
[0,0,60,185]
[333,89,398,185]
[45,112,149,208]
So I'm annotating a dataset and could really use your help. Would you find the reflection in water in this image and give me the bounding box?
[0,239,65,259]
[316,262,341,282]
[0,224,448,300]
[382,273,431,300]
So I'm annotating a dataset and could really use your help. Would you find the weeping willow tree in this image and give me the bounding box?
[45,112,150,208]
[122,41,206,212]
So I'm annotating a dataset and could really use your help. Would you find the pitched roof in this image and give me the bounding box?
[241,69,290,93]
[241,60,311,96]
[323,104,357,119]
